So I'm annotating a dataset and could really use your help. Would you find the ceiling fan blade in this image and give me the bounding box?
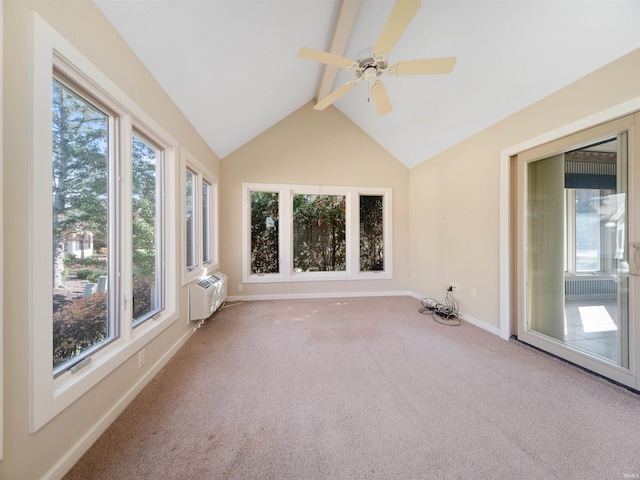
[314,81,358,110]
[390,57,457,76]
[373,0,421,57]
[370,81,392,116]
[297,47,356,70]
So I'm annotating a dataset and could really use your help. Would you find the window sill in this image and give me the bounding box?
[243,270,392,284]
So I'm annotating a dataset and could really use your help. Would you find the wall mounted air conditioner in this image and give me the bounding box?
[189,272,228,321]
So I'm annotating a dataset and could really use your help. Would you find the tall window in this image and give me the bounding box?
[564,143,618,275]
[131,134,163,325]
[250,191,279,274]
[52,78,112,371]
[360,195,384,272]
[185,168,197,271]
[182,149,218,284]
[51,79,172,373]
[574,188,602,272]
[293,194,346,272]
[31,15,178,432]
[243,184,392,283]
[202,179,212,264]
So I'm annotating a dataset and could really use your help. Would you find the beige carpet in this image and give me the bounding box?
[64,296,640,479]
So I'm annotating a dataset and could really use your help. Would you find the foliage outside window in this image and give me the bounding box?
[360,195,384,272]
[52,78,111,370]
[131,134,163,325]
[51,79,169,372]
[293,194,346,272]
[31,15,178,432]
[243,184,392,283]
[250,191,279,274]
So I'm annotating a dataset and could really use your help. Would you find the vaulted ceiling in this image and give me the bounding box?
[94,0,640,168]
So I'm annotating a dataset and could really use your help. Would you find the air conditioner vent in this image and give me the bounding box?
[189,272,227,321]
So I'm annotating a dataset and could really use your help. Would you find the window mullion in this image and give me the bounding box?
[348,191,358,275]
[383,191,393,274]
[280,188,292,278]
[118,115,132,339]
[194,172,202,268]
[566,189,576,274]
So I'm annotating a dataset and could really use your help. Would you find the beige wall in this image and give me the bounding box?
[220,102,411,298]
[409,48,640,331]
[2,0,639,477]
[1,1,219,478]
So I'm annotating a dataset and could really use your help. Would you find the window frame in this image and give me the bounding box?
[181,147,219,286]
[29,13,178,432]
[565,187,605,275]
[242,183,393,283]
[202,178,213,265]
[129,129,165,326]
[50,74,117,376]
[184,167,198,272]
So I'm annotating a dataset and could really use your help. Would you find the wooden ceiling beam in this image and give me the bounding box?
[316,0,362,105]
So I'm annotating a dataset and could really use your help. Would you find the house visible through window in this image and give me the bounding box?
[51,76,173,376]
[31,15,178,432]
[52,77,112,372]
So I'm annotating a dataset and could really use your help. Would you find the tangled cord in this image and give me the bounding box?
[418,291,461,326]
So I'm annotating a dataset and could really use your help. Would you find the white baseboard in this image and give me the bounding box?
[458,312,501,336]
[46,325,199,480]
[227,290,413,302]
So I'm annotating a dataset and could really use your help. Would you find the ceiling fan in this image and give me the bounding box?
[297,0,456,116]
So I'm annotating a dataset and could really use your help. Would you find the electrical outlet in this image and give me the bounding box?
[449,282,459,292]
[238,284,243,292]
[471,288,477,298]
[138,348,145,368]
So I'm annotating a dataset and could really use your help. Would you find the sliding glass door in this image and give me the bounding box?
[516,115,638,388]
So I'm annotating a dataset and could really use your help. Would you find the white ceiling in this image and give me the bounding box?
[94,0,640,168]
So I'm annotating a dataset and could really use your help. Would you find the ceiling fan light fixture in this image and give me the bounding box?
[363,66,379,83]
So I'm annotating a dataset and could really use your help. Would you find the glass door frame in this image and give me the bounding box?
[515,114,639,389]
